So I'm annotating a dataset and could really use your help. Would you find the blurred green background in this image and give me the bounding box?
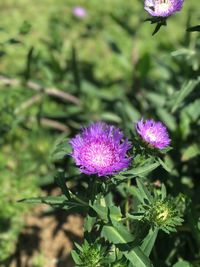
[0,0,200,266]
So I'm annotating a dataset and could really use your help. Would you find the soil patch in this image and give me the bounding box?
[10,189,83,267]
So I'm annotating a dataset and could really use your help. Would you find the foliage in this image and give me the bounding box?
[0,142,37,262]
[0,0,200,266]
[0,88,54,262]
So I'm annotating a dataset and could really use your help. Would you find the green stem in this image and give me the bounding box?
[69,190,88,206]
[125,178,131,230]
[90,176,98,204]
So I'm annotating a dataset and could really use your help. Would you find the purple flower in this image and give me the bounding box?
[69,122,131,176]
[144,0,184,17]
[72,6,87,18]
[136,119,170,149]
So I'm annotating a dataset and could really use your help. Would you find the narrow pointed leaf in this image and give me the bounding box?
[141,228,159,256]
[136,179,153,203]
[123,162,160,177]
[91,204,122,222]
[18,195,66,205]
[157,158,171,173]
[186,25,200,32]
[101,225,153,267]
[173,260,191,267]
[55,172,71,199]
[171,78,200,113]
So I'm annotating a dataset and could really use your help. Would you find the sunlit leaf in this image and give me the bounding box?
[171,78,200,113]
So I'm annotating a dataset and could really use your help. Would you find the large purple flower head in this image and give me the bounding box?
[144,0,184,17]
[136,119,170,149]
[69,122,131,176]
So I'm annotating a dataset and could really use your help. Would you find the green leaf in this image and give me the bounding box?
[91,204,122,223]
[74,242,84,252]
[173,260,191,267]
[101,225,153,267]
[71,250,82,265]
[186,25,200,32]
[181,143,200,162]
[105,192,114,206]
[123,162,160,178]
[136,179,153,203]
[50,135,71,162]
[171,78,200,113]
[141,228,159,256]
[100,112,122,123]
[18,195,83,209]
[157,158,172,173]
[152,20,167,36]
[125,247,153,267]
[55,172,71,199]
[84,213,96,233]
[102,225,134,244]
[123,101,141,121]
[18,195,66,204]
[127,185,146,205]
[157,108,176,131]
[161,184,167,200]
[127,213,144,221]
[197,218,200,231]
[184,99,200,121]
[146,92,165,107]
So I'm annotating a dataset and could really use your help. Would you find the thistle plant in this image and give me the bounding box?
[144,0,184,18]
[21,119,185,267]
[70,122,131,176]
[144,0,184,35]
[136,119,170,149]
[130,180,184,234]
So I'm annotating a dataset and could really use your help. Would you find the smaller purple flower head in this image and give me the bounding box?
[69,122,131,176]
[72,6,87,18]
[136,119,170,149]
[144,0,184,17]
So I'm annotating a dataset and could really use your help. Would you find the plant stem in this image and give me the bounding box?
[125,178,131,230]
[69,190,88,206]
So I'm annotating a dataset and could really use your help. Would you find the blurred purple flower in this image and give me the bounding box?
[69,122,131,176]
[136,119,170,149]
[144,0,184,17]
[73,6,87,18]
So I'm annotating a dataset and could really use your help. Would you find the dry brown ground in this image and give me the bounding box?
[10,189,83,267]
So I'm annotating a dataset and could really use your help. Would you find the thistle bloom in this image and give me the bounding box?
[72,6,87,18]
[69,122,131,176]
[136,119,170,149]
[144,0,184,17]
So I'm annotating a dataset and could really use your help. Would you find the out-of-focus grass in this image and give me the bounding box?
[0,124,54,261]
[0,0,199,78]
[0,86,55,262]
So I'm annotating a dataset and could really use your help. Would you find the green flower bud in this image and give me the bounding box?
[144,198,184,233]
[150,200,170,225]
[80,245,101,267]
[73,242,106,267]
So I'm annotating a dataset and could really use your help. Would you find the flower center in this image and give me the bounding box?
[157,208,169,222]
[81,141,115,169]
[155,0,171,13]
[145,129,157,142]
